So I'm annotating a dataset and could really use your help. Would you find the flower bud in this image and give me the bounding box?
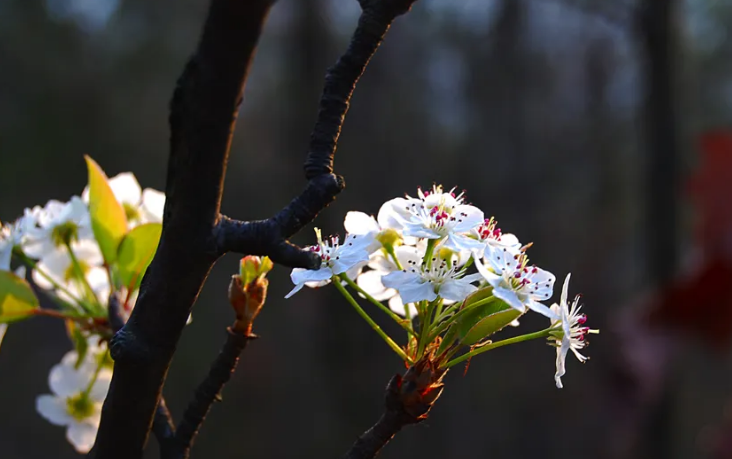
[239,256,273,286]
[230,256,272,335]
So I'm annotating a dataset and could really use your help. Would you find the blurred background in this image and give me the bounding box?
[2,0,732,457]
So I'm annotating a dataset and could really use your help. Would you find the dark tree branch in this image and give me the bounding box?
[170,329,255,459]
[92,1,274,457]
[342,361,445,459]
[93,0,422,456]
[153,399,176,457]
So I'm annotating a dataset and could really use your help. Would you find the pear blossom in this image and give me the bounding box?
[36,346,112,453]
[356,246,422,318]
[0,208,39,271]
[285,228,370,298]
[23,197,92,258]
[549,274,599,388]
[469,217,521,258]
[382,250,481,304]
[82,172,165,226]
[474,247,556,319]
[32,239,107,305]
[383,185,484,253]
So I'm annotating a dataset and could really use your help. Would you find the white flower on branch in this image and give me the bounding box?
[469,217,521,259]
[285,228,370,298]
[23,197,92,258]
[356,245,422,318]
[474,247,556,319]
[82,172,165,226]
[381,250,481,304]
[36,346,112,453]
[0,208,39,271]
[549,274,599,389]
[383,185,484,253]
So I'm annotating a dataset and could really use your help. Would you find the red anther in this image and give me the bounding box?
[450,192,456,198]
[577,314,587,325]
[514,271,522,278]
[532,267,538,274]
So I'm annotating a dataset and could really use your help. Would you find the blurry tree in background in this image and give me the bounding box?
[3,0,732,458]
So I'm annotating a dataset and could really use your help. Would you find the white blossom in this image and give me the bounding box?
[356,245,422,318]
[381,249,481,304]
[82,172,165,226]
[549,274,599,388]
[0,208,39,271]
[36,346,112,453]
[285,228,370,298]
[474,247,556,319]
[383,185,484,253]
[469,217,521,259]
[23,197,92,258]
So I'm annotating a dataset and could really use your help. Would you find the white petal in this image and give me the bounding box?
[284,283,305,299]
[290,267,333,286]
[383,271,436,303]
[356,270,394,301]
[388,296,418,318]
[0,323,6,350]
[344,212,380,235]
[560,273,571,307]
[88,372,112,401]
[376,201,403,230]
[36,395,73,426]
[331,249,369,275]
[67,421,99,453]
[526,300,559,320]
[0,239,12,272]
[49,360,89,397]
[443,233,485,253]
[492,232,521,249]
[70,239,104,267]
[451,205,484,232]
[140,189,166,223]
[555,340,570,388]
[439,279,477,302]
[492,287,527,312]
[473,255,502,286]
[527,268,555,302]
[109,173,142,206]
[402,224,441,240]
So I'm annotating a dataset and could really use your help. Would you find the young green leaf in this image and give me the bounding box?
[85,156,128,264]
[117,223,162,290]
[0,270,40,323]
[458,305,522,346]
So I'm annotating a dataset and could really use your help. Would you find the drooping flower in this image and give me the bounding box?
[383,185,485,252]
[82,172,165,226]
[0,208,40,271]
[474,247,556,319]
[549,274,599,388]
[23,197,92,259]
[285,228,370,298]
[469,217,521,258]
[382,249,481,304]
[36,346,112,453]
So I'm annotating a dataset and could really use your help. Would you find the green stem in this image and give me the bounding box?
[423,238,437,269]
[64,242,104,314]
[13,251,91,313]
[442,328,552,369]
[338,274,415,338]
[332,277,411,363]
[384,245,404,271]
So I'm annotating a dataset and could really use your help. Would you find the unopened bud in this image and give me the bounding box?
[240,255,273,286]
[229,258,271,335]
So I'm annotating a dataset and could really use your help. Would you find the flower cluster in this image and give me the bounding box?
[286,185,598,388]
[0,158,168,453]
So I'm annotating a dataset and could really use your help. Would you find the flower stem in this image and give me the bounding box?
[64,242,104,314]
[423,238,437,269]
[338,274,415,338]
[332,277,411,363]
[384,245,404,271]
[12,251,92,313]
[442,328,552,369]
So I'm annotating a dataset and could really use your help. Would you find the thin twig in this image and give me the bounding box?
[170,329,254,459]
[153,399,176,457]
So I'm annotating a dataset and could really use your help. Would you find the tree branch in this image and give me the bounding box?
[170,329,255,459]
[92,1,273,457]
[92,0,422,456]
[153,399,176,457]
[342,361,446,459]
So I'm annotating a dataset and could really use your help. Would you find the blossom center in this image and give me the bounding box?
[51,222,80,247]
[66,392,94,421]
[123,202,141,222]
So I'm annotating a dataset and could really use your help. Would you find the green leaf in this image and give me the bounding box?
[457,300,522,346]
[85,156,128,264]
[0,270,40,323]
[117,223,162,290]
[435,287,495,357]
